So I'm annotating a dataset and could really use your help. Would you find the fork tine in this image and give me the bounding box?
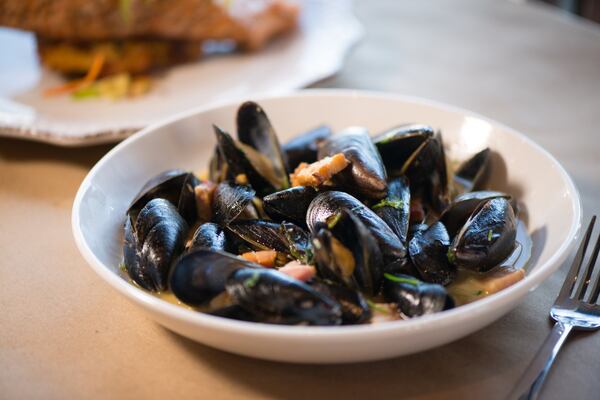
[556,216,596,302]
[574,229,600,300]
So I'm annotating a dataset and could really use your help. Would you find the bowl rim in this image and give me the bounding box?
[72,88,582,339]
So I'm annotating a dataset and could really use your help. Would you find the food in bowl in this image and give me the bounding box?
[121,101,531,326]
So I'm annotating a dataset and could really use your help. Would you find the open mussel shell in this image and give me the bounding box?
[283,125,332,171]
[318,127,388,199]
[226,268,342,325]
[188,222,228,253]
[127,169,200,225]
[372,176,411,246]
[214,125,284,197]
[307,191,406,266]
[382,273,454,317]
[449,197,517,272]
[312,210,384,296]
[208,145,229,184]
[125,198,188,292]
[170,249,257,306]
[262,186,319,228]
[404,132,449,214]
[310,280,371,324]
[212,181,256,225]
[373,124,434,176]
[408,221,456,286]
[236,101,290,188]
[440,190,511,237]
[453,148,490,194]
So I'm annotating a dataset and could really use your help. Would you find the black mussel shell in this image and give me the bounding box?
[307,191,406,266]
[214,125,282,197]
[226,268,342,325]
[318,127,388,199]
[440,191,510,237]
[125,198,188,292]
[188,222,228,252]
[454,148,490,194]
[405,133,449,214]
[281,222,314,264]
[382,273,454,317]
[449,197,517,272]
[408,221,456,286]
[312,210,384,296]
[212,181,256,225]
[209,145,229,184]
[236,101,289,188]
[311,280,371,324]
[263,186,319,228]
[127,169,199,225]
[208,305,258,322]
[170,249,257,306]
[372,176,411,246]
[373,124,434,176]
[283,125,332,171]
[227,220,291,253]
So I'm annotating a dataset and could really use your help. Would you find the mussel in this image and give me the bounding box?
[170,249,255,306]
[212,181,256,225]
[373,124,434,176]
[227,268,342,325]
[236,101,289,188]
[124,198,188,292]
[262,186,319,227]
[408,222,456,286]
[453,148,490,194]
[127,169,199,225]
[312,210,384,296]
[188,222,228,252]
[439,190,510,237]
[310,280,371,324]
[214,125,287,197]
[283,125,332,171]
[372,176,411,246]
[318,127,388,199]
[382,273,454,317]
[448,197,517,272]
[307,191,406,266]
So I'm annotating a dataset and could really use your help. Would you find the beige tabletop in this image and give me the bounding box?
[2,0,600,399]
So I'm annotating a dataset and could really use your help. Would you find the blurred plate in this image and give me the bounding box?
[0,0,362,146]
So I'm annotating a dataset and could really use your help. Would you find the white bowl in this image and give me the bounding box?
[72,90,581,363]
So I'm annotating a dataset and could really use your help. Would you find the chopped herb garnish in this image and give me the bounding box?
[366,299,391,314]
[372,198,404,210]
[243,271,261,289]
[383,272,420,286]
[475,290,484,296]
[487,229,494,242]
[118,262,127,273]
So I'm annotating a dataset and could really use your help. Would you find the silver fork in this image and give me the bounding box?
[508,216,600,400]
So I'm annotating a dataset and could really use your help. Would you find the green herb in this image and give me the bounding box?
[326,212,342,229]
[447,248,457,264]
[475,290,484,296]
[487,229,494,242]
[372,198,404,210]
[243,271,261,289]
[366,299,390,314]
[383,273,420,286]
[118,262,127,273]
[72,85,100,100]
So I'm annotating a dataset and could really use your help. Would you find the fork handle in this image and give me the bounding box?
[507,321,573,400]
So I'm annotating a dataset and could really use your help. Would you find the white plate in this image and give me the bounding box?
[72,89,582,363]
[0,0,362,146]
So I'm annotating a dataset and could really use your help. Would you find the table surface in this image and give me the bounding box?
[2,1,599,399]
